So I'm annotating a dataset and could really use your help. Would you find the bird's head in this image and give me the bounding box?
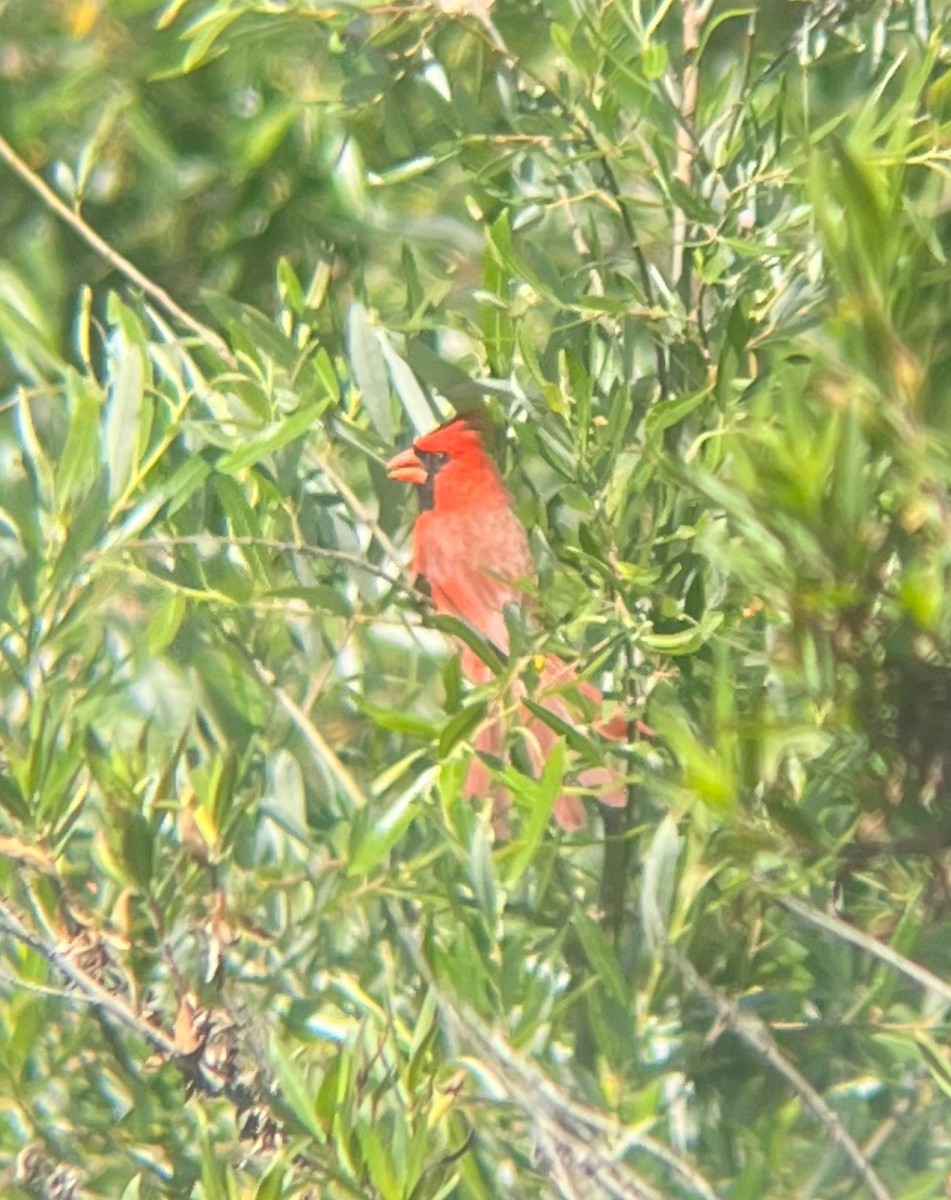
[386,415,505,512]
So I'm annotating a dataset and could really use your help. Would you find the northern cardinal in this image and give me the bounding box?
[387,414,627,831]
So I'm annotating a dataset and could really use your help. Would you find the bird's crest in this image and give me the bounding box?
[413,411,492,459]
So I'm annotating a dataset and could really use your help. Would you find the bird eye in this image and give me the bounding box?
[417,449,450,471]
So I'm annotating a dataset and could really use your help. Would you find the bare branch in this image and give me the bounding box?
[670,0,706,295]
[0,896,179,1061]
[310,447,406,567]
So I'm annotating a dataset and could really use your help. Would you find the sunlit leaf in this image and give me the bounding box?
[348,302,393,441]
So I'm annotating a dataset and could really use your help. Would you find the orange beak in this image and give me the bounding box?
[386,447,428,487]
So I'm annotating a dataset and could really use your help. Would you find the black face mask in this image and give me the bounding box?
[415,450,449,512]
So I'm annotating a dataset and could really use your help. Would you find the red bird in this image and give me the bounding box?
[387,414,627,831]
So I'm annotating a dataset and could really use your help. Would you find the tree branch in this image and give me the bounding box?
[776,893,951,1008]
[0,131,235,368]
[669,947,893,1200]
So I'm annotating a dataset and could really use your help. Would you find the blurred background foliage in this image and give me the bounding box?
[2,0,951,1197]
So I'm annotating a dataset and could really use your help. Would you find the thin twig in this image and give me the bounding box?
[304,615,359,712]
[0,897,179,1061]
[776,894,951,1008]
[669,0,716,316]
[719,9,759,171]
[466,24,669,394]
[99,534,421,599]
[0,896,361,1195]
[0,131,235,368]
[391,912,723,1200]
[446,1001,719,1200]
[311,447,405,567]
[669,947,893,1200]
[557,183,606,298]
[242,650,371,814]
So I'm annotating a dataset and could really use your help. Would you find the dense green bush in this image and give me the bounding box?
[2,1,951,1197]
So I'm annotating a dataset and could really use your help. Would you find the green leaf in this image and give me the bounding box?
[356,701,441,739]
[146,594,186,655]
[267,584,353,617]
[103,308,148,502]
[121,811,154,891]
[16,390,55,510]
[276,256,304,314]
[438,701,489,760]
[641,40,667,80]
[107,456,211,546]
[268,1034,326,1143]
[211,474,270,584]
[216,404,323,476]
[481,248,514,376]
[315,1051,351,1139]
[348,302,393,440]
[368,153,447,186]
[573,906,628,1007]
[668,177,717,224]
[504,740,563,885]
[118,1177,143,1200]
[312,346,341,402]
[486,210,553,300]
[651,705,735,812]
[199,1124,234,1200]
[715,300,752,405]
[429,614,505,674]
[49,473,109,592]
[176,5,242,74]
[208,294,303,371]
[406,990,438,1092]
[358,1123,402,1200]
[640,610,724,654]
[379,336,436,434]
[57,369,104,507]
[644,387,711,443]
[640,814,681,948]
[406,341,483,406]
[0,774,31,823]
[348,767,434,875]
[521,697,601,759]
[253,1161,286,1200]
[917,1035,951,1102]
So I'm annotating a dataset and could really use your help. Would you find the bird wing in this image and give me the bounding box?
[414,504,533,653]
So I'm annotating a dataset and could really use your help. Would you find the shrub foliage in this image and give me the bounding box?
[2,1,951,1197]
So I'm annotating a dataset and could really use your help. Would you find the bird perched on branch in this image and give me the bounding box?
[387,414,627,831]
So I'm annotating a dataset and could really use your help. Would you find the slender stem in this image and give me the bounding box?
[671,948,893,1200]
[0,131,235,368]
[470,26,669,395]
[777,893,951,1007]
[242,649,372,814]
[98,534,420,597]
[671,0,709,300]
[0,896,178,1060]
[392,915,724,1200]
